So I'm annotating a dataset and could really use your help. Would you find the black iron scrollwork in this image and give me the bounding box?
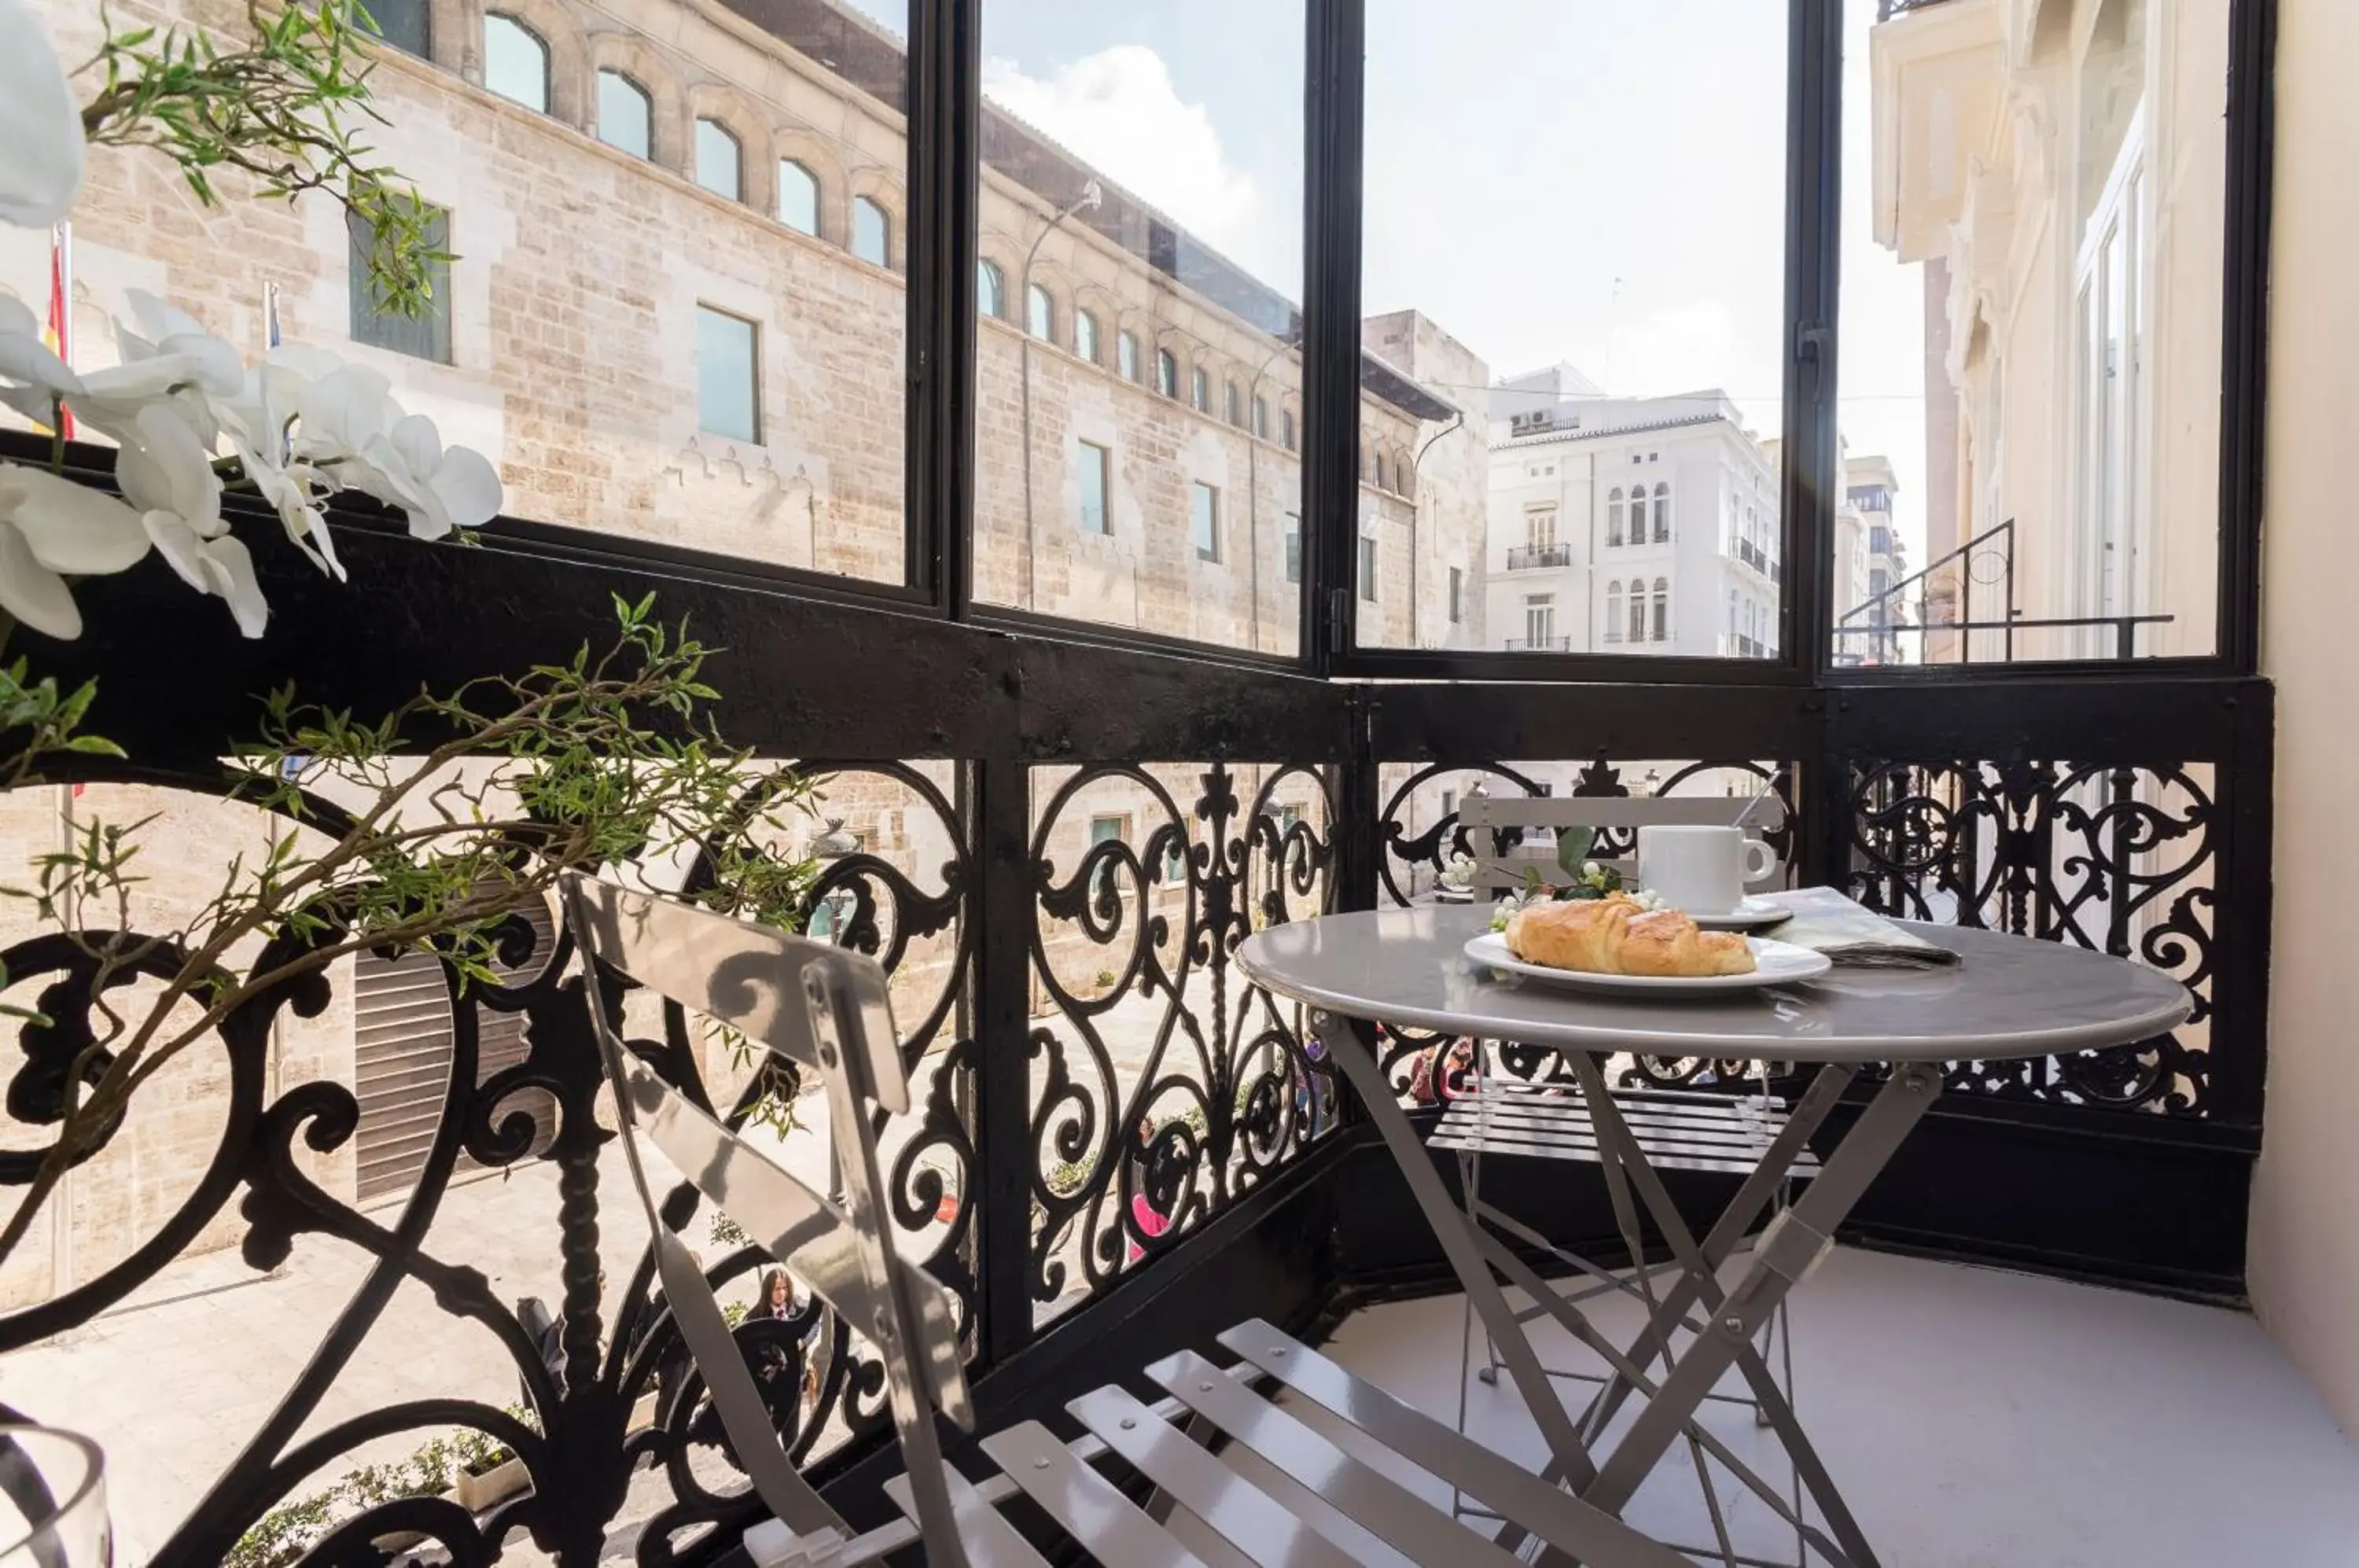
[1026,763,1336,1316]
[1843,759,2214,1114]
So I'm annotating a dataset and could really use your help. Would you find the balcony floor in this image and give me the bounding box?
[1309,1246,2359,1566]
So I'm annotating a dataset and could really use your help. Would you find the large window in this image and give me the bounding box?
[1190,366,1209,412]
[1358,536,1379,602]
[1027,283,1054,341]
[483,14,549,113]
[1285,514,1301,584]
[852,197,890,267]
[1358,0,1786,656]
[1156,350,1177,399]
[598,71,653,159]
[778,161,820,237]
[1118,330,1140,382]
[1075,310,1100,365]
[696,306,760,444]
[348,207,451,363]
[978,259,1006,319]
[1191,482,1220,562]
[361,0,429,59]
[695,120,743,200]
[1839,0,2227,664]
[1077,440,1111,535]
[1605,582,1625,643]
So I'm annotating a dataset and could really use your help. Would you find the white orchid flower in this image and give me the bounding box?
[118,290,246,398]
[0,0,83,228]
[0,295,228,447]
[370,412,502,538]
[118,403,266,637]
[216,358,344,580]
[0,462,153,640]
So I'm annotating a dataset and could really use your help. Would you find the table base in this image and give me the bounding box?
[1316,1013,1943,1568]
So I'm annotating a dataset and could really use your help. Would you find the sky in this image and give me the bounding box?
[841,0,1932,565]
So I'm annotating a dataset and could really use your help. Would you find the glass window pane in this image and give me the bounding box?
[1838,0,2225,664]
[697,306,760,444]
[1078,440,1111,533]
[696,120,743,199]
[778,160,820,236]
[979,260,1005,318]
[348,206,452,363]
[852,197,891,267]
[974,1,1304,653]
[1359,1,1787,656]
[598,70,652,158]
[483,14,549,112]
[362,0,430,59]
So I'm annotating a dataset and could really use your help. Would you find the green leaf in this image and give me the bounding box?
[1554,824,1595,879]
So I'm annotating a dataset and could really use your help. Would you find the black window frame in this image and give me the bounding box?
[553,0,2273,688]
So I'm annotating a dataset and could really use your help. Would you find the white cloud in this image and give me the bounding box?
[982,46,1284,284]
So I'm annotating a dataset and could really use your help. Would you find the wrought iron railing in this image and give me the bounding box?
[2,459,2272,1564]
[1504,544,1573,571]
[1502,635,1575,650]
[1835,518,2177,664]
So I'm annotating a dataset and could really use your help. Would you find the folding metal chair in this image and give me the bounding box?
[561,871,1695,1568]
[1441,788,1816,1563]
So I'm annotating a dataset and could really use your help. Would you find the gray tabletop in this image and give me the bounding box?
[1235,904,2192,1065]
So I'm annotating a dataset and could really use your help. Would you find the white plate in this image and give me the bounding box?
[1684,896,1792,932]
[1462,931,1833,995]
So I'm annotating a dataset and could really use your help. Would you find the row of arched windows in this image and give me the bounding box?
[480,13,896,267]
[978,253,1305,451]
[1606,483,1673,547]
[1603,578,1672,643]
[1364,440,1416,499]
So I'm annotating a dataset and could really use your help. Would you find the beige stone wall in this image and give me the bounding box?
[2247,0,2359,1436]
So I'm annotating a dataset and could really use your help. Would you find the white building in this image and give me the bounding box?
[1845,455,1911,664]
[1485,366,1782,658]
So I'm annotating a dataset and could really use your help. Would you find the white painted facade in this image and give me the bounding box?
[1483,369,1783,659]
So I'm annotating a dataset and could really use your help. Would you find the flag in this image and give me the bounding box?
[40,222,72,440]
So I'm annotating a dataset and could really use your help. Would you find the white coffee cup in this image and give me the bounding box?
[1636,826,1778,917]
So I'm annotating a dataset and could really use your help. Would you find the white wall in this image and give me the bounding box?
[2247,0,2359,1439]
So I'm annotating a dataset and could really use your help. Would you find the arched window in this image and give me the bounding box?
[1226,382,1243,426]
[1629,487,1648,542]
[1651,577,1669,641]
[1156,348,1178,399]
[1074,309,1099,363]
[1606,487,1625,547]
[1026,283,1053,341]
[1375,451,1389,491]
[484,16,549,112]
[852,196,890,267]
[777,160,819,236]
[1605,582,1625,644]
[1652,481,1671,543]
[1191,366,1209,411]
[1628,583,1647,645]
[1253,396,1269,440]
[596,70,652,157]
[695,119,742,200]
[976,260,1004,318]
[1282,408,1297,451]
[1119,329,1140,381]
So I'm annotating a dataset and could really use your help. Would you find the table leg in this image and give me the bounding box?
[1315,1011,1601,1491]
[1581,1063,1944,1530]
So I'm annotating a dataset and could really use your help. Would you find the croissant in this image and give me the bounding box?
[1503,894,1756,977]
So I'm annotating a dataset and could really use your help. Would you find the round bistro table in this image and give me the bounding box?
[1235,904,2192,1568]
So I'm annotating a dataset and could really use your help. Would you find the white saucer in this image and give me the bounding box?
[1684,897,1791,932]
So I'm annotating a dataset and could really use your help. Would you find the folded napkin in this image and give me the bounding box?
[1754,886,1960,969]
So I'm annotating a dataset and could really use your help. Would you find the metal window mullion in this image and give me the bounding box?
[1301,0,1366,675]
[1787,0,1840,682]
[906,0,982,615]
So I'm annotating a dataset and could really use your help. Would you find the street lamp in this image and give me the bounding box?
[1021,179,1103,609]
[808,817,859,940]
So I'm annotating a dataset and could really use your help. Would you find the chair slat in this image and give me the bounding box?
[981,1422,1209,1568]
[1144,1350,1526,1568]
[1216,1320,1696,1568]
[1068,1386,1365,1568]
[881,1466,1054,1568]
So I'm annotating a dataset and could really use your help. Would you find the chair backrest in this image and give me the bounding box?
[1456,784,1787,899]
[560,872,975,1565]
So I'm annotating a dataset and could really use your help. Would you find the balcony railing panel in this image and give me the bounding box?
[1504,544,1573,571]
